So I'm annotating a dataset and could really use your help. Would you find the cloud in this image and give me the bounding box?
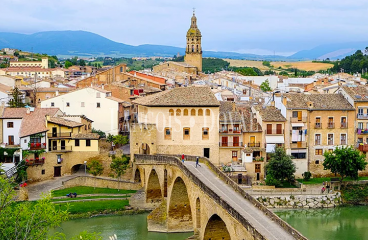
[1,0,368,53]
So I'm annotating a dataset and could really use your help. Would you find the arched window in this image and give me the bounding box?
[176,109,181,116]
[192,45,194,52]
[196,45,199,52]
[184,109,189,116]
[169,109,174,116]
[191,109,196,116]
[205,109,210,116]
[198,109,203,116]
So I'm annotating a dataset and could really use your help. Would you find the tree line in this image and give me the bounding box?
[330,49,368,78]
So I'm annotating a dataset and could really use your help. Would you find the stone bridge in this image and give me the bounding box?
[133,154,307,240]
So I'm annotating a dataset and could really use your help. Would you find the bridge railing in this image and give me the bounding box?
[135,154,307,240]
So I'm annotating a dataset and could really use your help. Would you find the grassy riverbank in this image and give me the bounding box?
[52,186,136,197]
[297,176,368,185]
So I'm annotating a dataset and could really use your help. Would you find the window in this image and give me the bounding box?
[86,139,91,147]
[97,102,101,108]
[341,134,347,145]
[328,134,333,145]
[191,109,196,116]
[183,128,190,140]
[358,122,363,130]
[202,127,209,140]
[81,102,85,107]
[315,160,320,164]
[232,151,237,157]
[96,92,101,98]
[165,128,171,140]
[198,109,203,116]
[176,109,181,116]
[315,134,321,145]
[51,102,54,107]
[66,102,70,107]
[75,139,80,147]
[42,169,45,175]
[315,149,323,155]
[205,109,210,116]
[183,109,189,116]
[169,109,174,116]
[7,122,13,128]
[292,111,299,118]
[291,152,306,159]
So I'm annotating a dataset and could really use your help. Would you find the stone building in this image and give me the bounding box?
[130,86,220,164]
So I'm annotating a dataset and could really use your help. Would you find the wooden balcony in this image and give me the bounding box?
[219,142,243,147]
[47,132,72,138]
[290,117,307,123]
[247,142,261,148]
[327,123,335,129]
[290,142,307,148]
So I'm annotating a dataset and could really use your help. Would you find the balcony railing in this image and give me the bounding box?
[30,144,46,150]
[219,142,243,147]
[357,128,368,135]
[357,114,368,119]
[290,142,307,148]
[341,141,347,145]
[340,122,347,129]
[219,129,242,134]
[315,123,322,129]
[358,144,368,152]
[315,140,321,145]
[265,129,284,135]
[25,158,45,166]
[247,142,261,148]
[49,146,72,152]
[47,132,72,138]
[328,140,334,145]
[290,117,307,123]
[327,123,335,129]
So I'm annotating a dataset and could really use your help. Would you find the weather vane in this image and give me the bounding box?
[193,8,195,14]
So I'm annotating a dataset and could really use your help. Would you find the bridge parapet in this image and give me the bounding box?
[135,154,307,240]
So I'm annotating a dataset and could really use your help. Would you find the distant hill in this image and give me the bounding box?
[0,30,287,60]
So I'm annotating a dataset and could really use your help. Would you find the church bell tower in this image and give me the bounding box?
[184,10,202,72]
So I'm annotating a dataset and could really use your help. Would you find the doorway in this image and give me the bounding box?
[61,140,65,151]
[52,127,57,137]
[52,141,57,151]
[54,166,61,177]
[204,148,210,158]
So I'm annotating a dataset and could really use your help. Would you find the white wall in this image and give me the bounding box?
[41,88,119,135]
[3,119,22,145]
[0,76,15,87]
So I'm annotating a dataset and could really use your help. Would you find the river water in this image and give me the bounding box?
[275,206,368,240]
[49,213,193,240]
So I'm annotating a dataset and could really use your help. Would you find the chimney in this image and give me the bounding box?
[26,108,30,115]
[271,101,275,107]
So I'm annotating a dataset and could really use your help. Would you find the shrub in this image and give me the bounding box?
[265,175,282,187]
[303,171,312,181]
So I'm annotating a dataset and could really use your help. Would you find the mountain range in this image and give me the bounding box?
[0,30,367,60]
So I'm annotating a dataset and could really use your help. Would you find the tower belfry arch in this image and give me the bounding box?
[185,10,202,72]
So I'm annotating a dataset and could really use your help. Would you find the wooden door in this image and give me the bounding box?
[267,124,272,134]
[250,136,255,147]
[61,140,65,150]
[232,151,238,161]
[8,135,14,145]
[222,137,228,147]
[276,124,282,134]
[297,111,302,121]
[52,127,57,137]
[233,137,239,147]
[255,164,261,173]
[54,166,61,177]
[52,141,57,150]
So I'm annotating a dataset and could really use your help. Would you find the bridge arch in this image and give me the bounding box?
[134,168,141,183]
[146,169,162,203]
[203,214,231,240]
[168,176,193,232]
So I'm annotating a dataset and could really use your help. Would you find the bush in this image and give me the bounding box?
[303,171,312,181]
[265,175,282,187]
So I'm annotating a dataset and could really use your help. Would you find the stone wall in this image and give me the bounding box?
[255,193,341,209]
[61,176,142,190]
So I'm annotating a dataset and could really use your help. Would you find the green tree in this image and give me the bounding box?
[323,146,367,184]
[87,160,104,188]
[236,67,258,76]
[266,147,296,185]
[15,161,28,183]
[0,177,69,239]
[260,79,272,92]
[79,59,86,66]
[110,155,130,191]
[8,87,25,108]
[14,51,19,57]
[262,61,272,67]
[92,128,106,138]
[106,133,114,143]
[113,135,129,146]
[64,60,73,68]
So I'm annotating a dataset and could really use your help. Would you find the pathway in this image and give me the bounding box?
[184,161,296,240]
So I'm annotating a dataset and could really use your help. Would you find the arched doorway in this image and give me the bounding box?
[168,177,193,232]
[146,169,162,203]
[140,143,150,155]
[196,198,201,229]
[71,164,83,174]
[203,214,231,240]
[134,168,141,183]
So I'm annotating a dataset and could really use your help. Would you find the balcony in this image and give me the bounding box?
[47,132,72,138]
[219,129,242,134]
[357,114,368,120]
[327,123,335,129]
[30,143,46,150]
[49,146,72,152]
[247,142,261,148]
[358,144,368,152]
[290,117,307,123]
[25,158,45,166]
[357,128,368,135]
[328,141,334,146]
[315,141,321,145]
[340,122,347,129]
[265,129,284,135]
[219,142,243,147]
[290,142,307,148]
[315,123,322,129]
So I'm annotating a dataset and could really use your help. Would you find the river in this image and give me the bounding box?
[49,213,193,240]
[275,206,368,240]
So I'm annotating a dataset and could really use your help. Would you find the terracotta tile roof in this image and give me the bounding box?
[1,108,28,119]
[19,108,61,137]
[90,86,111,93]
[283,93,354,110]
[133,86,220,107]
[219,102,242,122]
[342,86,368,102]
[239,106,262,132]
[106,96,125,103]
[36,87,74,93]
[254,105,286,122]
[48,117,84,128]
[73,133,100,139]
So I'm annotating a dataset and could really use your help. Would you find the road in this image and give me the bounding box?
[184,161,296,240]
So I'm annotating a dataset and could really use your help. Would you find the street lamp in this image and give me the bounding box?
[84,161,87,175]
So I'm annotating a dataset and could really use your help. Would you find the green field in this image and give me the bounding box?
[51,195,130,202]
[54,200,129,214]
[297,176,368,185]
[52,187,136,197]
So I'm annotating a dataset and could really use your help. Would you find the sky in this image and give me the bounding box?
[1,0,368,56]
